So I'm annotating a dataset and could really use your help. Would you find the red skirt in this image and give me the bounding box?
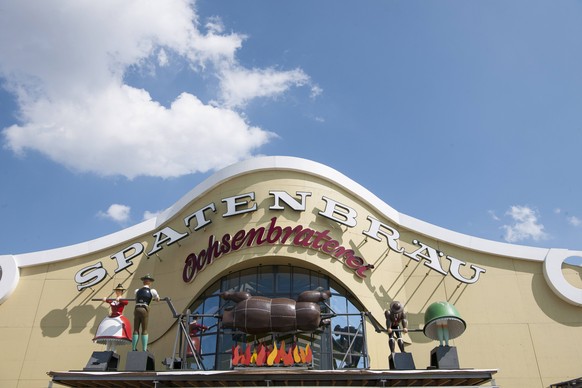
[93,315,132,344]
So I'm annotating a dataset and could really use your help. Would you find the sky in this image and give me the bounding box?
[1,1,582,264]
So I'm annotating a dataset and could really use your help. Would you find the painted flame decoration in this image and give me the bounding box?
[266,341,278,365]
[232,342,313,367]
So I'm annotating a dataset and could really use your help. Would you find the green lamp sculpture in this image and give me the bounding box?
[423,301,466,347]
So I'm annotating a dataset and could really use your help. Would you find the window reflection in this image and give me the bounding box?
[292,268,310,299]
[275,266,291,295]
[239,268,257,294]
[257,266,274,296]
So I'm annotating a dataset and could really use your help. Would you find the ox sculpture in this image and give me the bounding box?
[220,289,332,335]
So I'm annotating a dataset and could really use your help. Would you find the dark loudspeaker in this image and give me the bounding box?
[430,346,460,369]
[84,351,119,371]
[389,352,416,370]
[126,351,155,371]
[162,357,183,370]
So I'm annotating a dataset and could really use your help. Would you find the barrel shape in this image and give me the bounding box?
[221,291,328,334]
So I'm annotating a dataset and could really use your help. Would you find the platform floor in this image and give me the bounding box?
[48,368,498,387]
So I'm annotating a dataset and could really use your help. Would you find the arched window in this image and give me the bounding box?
[186,265,369,370]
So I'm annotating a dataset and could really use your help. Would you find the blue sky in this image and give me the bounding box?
[1,0,582,259]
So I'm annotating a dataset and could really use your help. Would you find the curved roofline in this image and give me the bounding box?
[12,155,567,268]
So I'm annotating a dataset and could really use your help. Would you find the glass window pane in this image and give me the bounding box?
[223,272,240,292]
[190,300,204,315]
[332,315,349,335]
[201,311,219,334]
[311,270,329,290]
[205,280,221,296]
[201,356,215,371]
[347,299,359,315]
[275,266,291,295]
[203,296,220,316]
[331,320,365,369]
[292,268,310,298]
[216,352,232,371]
[330,295,347,314]
[330,283,341,297]
[239,268,257,294]
[257,266,274,295]
[200,334,217,355]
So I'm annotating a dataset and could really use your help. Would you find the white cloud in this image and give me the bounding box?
[501,205,548,243]
[97,204,131,224]
[488,210,500,221]
[218,66,312,108]
[157,49,169,67]
[4,86,273,178]
[143,210,163,221]
[310,85,323,99]
[567,216,581,227]
[0,0,315,178]
[205,16,226,35]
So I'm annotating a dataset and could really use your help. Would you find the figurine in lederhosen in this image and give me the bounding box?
[385,301,408,354]
[132,274,160,351]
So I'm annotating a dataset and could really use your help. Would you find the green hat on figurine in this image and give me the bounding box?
[140,274,155,282]
[423,301,466,346]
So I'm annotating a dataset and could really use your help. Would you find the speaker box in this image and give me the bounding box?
[389,352,416,370]
[126,351,155,371]
[84,351,119,371]
[162,357,183,370]
[430,346,460,369]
